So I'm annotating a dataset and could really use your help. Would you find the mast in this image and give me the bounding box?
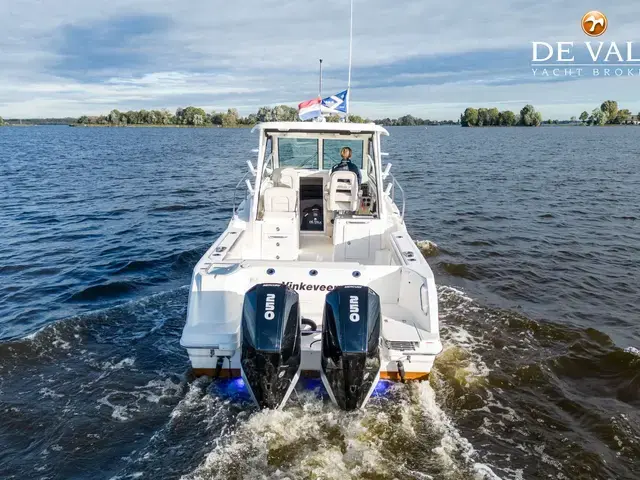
[347,0,353,117]
[313,59,324,122]
[319,58,323,99]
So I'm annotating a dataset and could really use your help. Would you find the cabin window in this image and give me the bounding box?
[322,139,364,170]
[277,138,319,169]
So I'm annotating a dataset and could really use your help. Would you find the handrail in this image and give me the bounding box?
[232,170,251,217]
[386,173,406,221]
[231,153,273,218]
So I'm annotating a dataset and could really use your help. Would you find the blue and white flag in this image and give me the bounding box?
[321,89,348,115]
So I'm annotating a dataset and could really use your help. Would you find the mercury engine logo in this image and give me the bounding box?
[264,293,275,320]
[349,295,360,322]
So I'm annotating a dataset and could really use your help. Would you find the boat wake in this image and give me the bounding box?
[0,279,638,479]
[181,381,499,480]
[430,286,640,480]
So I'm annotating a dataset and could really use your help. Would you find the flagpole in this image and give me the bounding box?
[346,0,353,118]
[319,59,323,98]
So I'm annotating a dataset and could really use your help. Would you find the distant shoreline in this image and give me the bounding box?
[67,124,252,128]
[3,100,637,128]
[463,123,639,127]
[3,123,640,129]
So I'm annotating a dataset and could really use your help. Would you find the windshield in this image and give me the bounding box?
[277,138,319,169]
[323,139,364,170]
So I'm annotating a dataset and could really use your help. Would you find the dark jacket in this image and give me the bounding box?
[331,160,361,184]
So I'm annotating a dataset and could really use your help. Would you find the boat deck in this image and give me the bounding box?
[298,234,334,261]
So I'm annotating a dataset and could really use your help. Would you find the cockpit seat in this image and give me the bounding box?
[263,186,297,217]
[327,171,359,212]
[261,186,299,260]
[272,168,299,191]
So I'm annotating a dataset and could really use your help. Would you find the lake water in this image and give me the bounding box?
[0,125,638,479]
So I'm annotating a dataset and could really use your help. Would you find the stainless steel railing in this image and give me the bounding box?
[386,173,406,221]
[232,170,251,217]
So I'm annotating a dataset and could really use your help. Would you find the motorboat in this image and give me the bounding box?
[180,121,442,410]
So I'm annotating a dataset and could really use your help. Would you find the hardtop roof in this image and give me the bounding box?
[251,121,389,136]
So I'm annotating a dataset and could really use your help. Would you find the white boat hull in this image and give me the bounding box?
[180,122,443,408]
[182,225,442,382]
[186,341,438,381]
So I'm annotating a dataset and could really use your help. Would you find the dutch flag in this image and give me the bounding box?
[298,97,322,121]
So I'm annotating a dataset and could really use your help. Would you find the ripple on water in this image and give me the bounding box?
[1,125,639,480]
[430,286,640,480]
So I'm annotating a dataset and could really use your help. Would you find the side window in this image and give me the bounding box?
[278,138,319,168]
[323,139,364,170]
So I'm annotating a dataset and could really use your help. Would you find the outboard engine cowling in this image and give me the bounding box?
[240,283,301,409]
[320,286,382,410]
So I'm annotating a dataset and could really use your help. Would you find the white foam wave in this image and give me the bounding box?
[416,239,439,256]
[183,402,388,480]
[438,285,475,304]
[415,382,500,479]
[169,376,213,420]
[96,374,183,422]
[179,379,502,480]
[102,357,136,370]
[16,285,190,344]
[97,393,135,421]
[39,387,64,399]
[624,346,639,357]
[135,378,182,404]
[21,323,48,340]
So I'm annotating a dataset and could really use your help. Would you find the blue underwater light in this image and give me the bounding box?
[212,377,394,404]
[213,377,252,402]
[228,377,246,392]
[371,379,393,397]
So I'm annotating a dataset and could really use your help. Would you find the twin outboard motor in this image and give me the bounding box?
[240,283,301,409]
[320,286,382,410]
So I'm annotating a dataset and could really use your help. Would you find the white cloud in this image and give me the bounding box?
[1,1,639,118]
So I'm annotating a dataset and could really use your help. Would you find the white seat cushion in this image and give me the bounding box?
[272,168,299,190]
[327,171,358,211]
[264,186,297,213]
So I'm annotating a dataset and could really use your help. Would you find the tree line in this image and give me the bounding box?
[0,116,5,126]
[77,107,249,127]
[11,102,636,128]
[76,106,378,127]
[1,117,76,125]
[460,105,542,127]
[575,101,637,126]
[74,107,463,127]
[371,115,458,126]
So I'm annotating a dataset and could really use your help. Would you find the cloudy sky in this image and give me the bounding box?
[1,1,640,119]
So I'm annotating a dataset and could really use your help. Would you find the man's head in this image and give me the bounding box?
[340,146,352,161]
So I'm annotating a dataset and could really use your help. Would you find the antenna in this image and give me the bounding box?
[347,0,353,116]
[319,59,323,99]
